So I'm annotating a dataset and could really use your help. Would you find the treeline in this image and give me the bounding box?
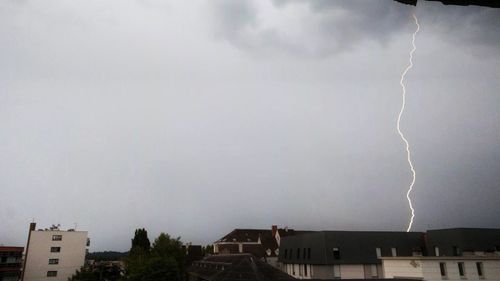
[70,228,189,281]
[86,251,128,261]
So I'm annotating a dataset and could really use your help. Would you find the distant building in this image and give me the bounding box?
[22,222,89,281]
[0,246,23,281]
[279,230,425,279]
[382,256,500,281]
[213,225,310,268]
[187,253,296,281]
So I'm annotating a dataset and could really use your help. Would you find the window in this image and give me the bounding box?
[439,262,447,278]
[307,248,311,259]
[476,262,484,277]
[297,248,300,259]
[458,262,465,277]
[303,248,306,259]
[289,249,293,259]
[284,249,288,259]
[50,247,61,253]
[52,235,62,241]
[391,247,398,257]
[434,246,440,256]
[333,264,341,278]
[371,264,378,277]
[304,264,308,277]
[48,259,59,265]
[333,248,340,259]
[453,246,461,256]
[376,248,381,258]
[47,271,58,277]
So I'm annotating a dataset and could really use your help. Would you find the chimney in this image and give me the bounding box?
[271,225,278,237]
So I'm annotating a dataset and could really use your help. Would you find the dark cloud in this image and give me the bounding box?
[209,0,499,57]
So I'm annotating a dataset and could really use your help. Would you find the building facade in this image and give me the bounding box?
[22,223,89,281]
[0,247,23,281]
[382,256,500,281]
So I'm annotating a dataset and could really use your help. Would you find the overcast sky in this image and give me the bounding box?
[1,0,499,251]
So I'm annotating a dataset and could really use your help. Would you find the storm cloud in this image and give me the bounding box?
[0,0,499,251]
[209,0,500,57]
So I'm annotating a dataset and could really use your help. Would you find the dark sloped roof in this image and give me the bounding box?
[216,229,268,243]
[188,254,295,281]
[279,231,425,265]
[215,229,280,257]
[426,228,500,255]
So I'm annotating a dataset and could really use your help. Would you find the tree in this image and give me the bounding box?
[202,245,214,256]
[125,230,185,281]
[151,233,185,265]
[130,228,150,254]
[69,264,122,281]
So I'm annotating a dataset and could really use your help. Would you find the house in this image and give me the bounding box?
[22,222,89,281]
[278,230,426,279]
[187,253,296,281]
[213,225,310,268]
[0,246,23,281]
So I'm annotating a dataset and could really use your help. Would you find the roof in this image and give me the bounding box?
[279,231,425,265]
[0,247,24,252]
[188,254,295,281]
[426,228,500,255]
[215,229,279,257]
[216,229,272,243]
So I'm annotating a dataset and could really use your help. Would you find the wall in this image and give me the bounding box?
[340,265,365,279]
[23,230,87,281]
[283,263,369,279]
[384,258,500,281]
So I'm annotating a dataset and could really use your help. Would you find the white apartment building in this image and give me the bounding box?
[382,256,500,281]
[22,223,89,281]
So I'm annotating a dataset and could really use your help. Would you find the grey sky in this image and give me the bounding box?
[1,0,499,251]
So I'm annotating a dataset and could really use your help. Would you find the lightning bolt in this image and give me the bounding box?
[397,13,419,232]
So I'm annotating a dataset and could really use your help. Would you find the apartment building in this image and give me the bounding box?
[278,230,425,279]
[278,227,500,280]
[382,228,500,281]
[382,256,500,281]
[0,246,23,281]
[22,223,89,281]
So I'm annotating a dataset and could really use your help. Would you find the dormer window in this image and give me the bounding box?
[333,248,340,259]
